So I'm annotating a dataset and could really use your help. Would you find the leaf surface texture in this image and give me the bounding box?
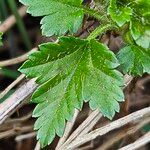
[20,37,124,147]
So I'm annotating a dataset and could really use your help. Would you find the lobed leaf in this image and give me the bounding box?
[131,0,150,49]
[19,37,124,147]
[108,0,150,49]
[117,45,150,76]
[19,0,84,36]
[130,19,150,49]
[108,0,132,27]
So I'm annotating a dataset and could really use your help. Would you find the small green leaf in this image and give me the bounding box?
[19,37,124,147]
[108,0,132,27]
[117,45,150,76]
[130,19,150,49]
[108,0,150,49]
[130,0,150,49]
[19,0,84,36]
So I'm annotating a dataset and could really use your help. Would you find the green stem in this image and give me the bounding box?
[87,24,115,40]
[83,6,108,22]
[7,0,32,50]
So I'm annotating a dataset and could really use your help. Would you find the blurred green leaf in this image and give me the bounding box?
[117,45,150,76]
[0,68,20,79]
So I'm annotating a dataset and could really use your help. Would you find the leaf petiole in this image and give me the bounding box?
[87,24,115,40]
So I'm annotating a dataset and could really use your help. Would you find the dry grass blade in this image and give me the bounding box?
[65,106,150,149]
[78,111,102,137]
[119,131,150,150]
[0,79,38,125]
[98,117,150,150]
[15,132,36,142]
[5,113,32,124]
[34,141,40,150]
[0,125,33,139]
[58,110,101,150]
[0,74,25,99]
[0,48,37,67]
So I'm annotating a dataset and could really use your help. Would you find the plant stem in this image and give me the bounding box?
[87,24,115,40]
[7,0,32,50]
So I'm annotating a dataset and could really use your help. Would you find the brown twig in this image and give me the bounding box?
[0,125,33,139]
[0,79,38,125]
[0,113,32,132]
[15,132,36,142]
[0,74,25,99]
[0,48,37,67]
[0,6,27,33]
[5,113,32,124]
[34,141,41,150]
[98,117,150,150]
[58,110,102,150]
[65,106,150,149]
[79,111,102,136]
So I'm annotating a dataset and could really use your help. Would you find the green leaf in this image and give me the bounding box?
[108,0,150,48]
[117,45,150,76]
[0,32,3,46]
[19,0,84,36]
[19,37,124,147]
[130,19,150,49]
[133,0,150,19]
[130,0,150,49]
[108,0,132,27]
